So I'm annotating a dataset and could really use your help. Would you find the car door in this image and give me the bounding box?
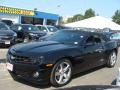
[74,35,105,73]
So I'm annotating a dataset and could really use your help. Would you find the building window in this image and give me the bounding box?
[21,16,33,24]
[33,18,43,25]
[47,19,56,25]
[21,16,43,25]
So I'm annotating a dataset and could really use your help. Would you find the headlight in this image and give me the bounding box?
[13,33,17,37]
[29,33,34,36]
[30,56,44,64]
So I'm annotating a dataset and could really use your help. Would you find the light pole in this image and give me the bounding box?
[56,5,62,25]
[33,8,37,25]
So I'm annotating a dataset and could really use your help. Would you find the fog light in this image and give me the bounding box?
[33,72,39,78]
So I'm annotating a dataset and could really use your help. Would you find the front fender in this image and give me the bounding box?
[43,48,81,65]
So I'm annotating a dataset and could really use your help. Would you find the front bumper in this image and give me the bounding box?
[29,35,40,41]
[14,38,24,43]
[0,36,17,45]
[15,36,40,43]
[7,61,52,85]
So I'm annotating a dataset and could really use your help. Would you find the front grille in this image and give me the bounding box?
[15,71,31,77]
[0,36,13,40]
[10,55,35,64]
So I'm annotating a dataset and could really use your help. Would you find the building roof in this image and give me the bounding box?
[65,16,120,30]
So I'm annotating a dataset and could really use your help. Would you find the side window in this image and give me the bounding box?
[41,26,47,32]
[86,36,94,44]
[94,36,102,44]
[86,35,102,44]
[41,26,47,30]
[38,26,42,30]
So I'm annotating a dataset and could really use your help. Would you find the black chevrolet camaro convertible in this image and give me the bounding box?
[6,30,118,86]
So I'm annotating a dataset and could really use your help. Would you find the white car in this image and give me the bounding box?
[36,25,58,35]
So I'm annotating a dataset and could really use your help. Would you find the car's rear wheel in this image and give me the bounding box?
[107,51,117,68]
[50,59,72,87]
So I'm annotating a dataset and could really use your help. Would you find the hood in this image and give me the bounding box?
[29,31,46,34]
[29,31,46,36]
[0,30,15,36]
[10,41,71,56]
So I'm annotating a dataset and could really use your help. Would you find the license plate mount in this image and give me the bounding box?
[5,41,10,44]
[6,63,13,71]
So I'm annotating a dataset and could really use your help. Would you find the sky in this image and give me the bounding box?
[0,0,120,18]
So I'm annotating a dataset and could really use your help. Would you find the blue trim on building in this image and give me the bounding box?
[34,11,59,20]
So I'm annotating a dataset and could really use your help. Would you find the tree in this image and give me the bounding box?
[84,8,95,19]
[66,8,96,23]
[67,17,73,23]
[72,14,84,22]
[112,10,120,25]
[66,14,84,23]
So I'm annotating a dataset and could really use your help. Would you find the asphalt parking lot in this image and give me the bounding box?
[0,48,120,90]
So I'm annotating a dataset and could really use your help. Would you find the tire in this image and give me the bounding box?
[50,59,72,87]
[107,51,117,68]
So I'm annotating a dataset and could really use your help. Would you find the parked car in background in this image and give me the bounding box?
[0,22,17,46]
[36,25,58,35]
[6,30,118,86]
[10,24,46,42]
[1,20,13,26]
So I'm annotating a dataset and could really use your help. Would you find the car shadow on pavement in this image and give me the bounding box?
[0,46,9,48]
[54,85,120,90]
[0,59,6,64]
[72,65,105,79]
[9,73,52,89]
[111,79,116,85]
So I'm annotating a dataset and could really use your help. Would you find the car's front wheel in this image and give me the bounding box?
[50,59,72,87]
[107,51,117,68]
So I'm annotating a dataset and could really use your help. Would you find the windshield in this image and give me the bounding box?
[11,25,40,31]
[0,23,9,30]
[45,31,84,44]
[11,25,21,31]
[47,26,58,32]
[22,25,40,31]
[37,26,46,32]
